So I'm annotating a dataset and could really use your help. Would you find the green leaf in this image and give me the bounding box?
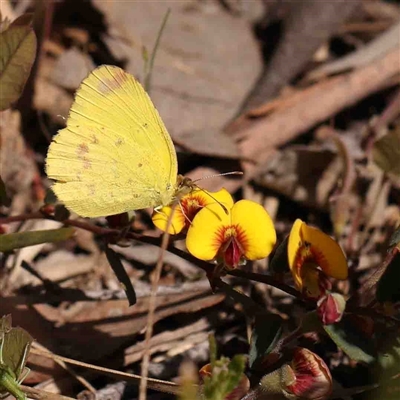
[376,250,400,303]
[301,311,323,334]
[324,315,376,364]
[249,312,283,369]
[202,335,247,400]
[0,316,12,335]
[44,188,58,205]
[0,227,75,252]
[105,246,136,306]
[389,225,400,249]
[1,327,32,378]
[0,315,33,400]
[0,15,37,110]
[203,356,246,400]
[0,177,11,207]
[375,327,400,376]
[373,127,400,176]
[269,235,290,275]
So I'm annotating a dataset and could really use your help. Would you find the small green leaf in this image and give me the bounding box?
[389,225,400,249]
[0,315,33,400]
[301,311,324,334]
[0,227,75,252]
[324,315,376,364]
[249,312,283,369]
[105,246,136,306]
[0,15,37,110]
[201,335,247,400]
[44,188,58,205]
[269,235,290,275]
[373,127,400,176]
[373,325,400,387]
[376,250,400,303]
[1,327,32,378]
[0,177,11,207]
[0,316,11,335]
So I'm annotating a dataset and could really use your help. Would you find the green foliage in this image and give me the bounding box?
[324,315,376,364]
[0,14,37,110]
[105,246,137,306]
[375,326,400,376]
[269,235,290,275]
[0,228,75,252]
[389,224,400,249]
[376,250,400,303]
[0,315,33,400]
[202,336,246,400]
[249,312,283,369]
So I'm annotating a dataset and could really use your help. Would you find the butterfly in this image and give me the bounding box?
[45,65,192,218]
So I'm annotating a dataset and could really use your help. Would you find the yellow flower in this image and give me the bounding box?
[152,188,232,235]
[288,219,348,298]
[186,196,276,269]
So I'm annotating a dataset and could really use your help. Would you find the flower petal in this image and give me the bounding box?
[152,205,185,235]
[288,219,304,287]
[231,200,276,260]
[286,347,332,400]
[300,224,348,280]
[190,187,233,208]
[186,199,232,261]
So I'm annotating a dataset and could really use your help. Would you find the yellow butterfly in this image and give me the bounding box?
[46,65,192,218]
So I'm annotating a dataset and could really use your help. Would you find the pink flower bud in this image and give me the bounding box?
[317,292,346,325]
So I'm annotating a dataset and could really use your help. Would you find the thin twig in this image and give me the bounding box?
[20,385,76,400]
[144,8,171,92]
[30,348,181,395]
[138,206,174,400]
[32,342,95,393]
[1,212,302,300]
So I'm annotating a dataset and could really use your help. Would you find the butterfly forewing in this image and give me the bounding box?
[46,65,178,217]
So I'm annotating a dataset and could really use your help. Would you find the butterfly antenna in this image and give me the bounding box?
[192,184,229,214]
[191,171,243,215]
[192,171,243,184]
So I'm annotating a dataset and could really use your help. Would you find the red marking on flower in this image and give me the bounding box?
[215,224,248,269]
[181,195,207,228]
[223,237,242,268]
[286,348,332,399]
[310,246,330,274]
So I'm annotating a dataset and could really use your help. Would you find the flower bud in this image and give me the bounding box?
[317,292,346,325]
[259,348,332,400]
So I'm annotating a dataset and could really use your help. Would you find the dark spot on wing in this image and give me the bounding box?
[77,143,89,156]
[98,68,129,94]
[90,134,99,144]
